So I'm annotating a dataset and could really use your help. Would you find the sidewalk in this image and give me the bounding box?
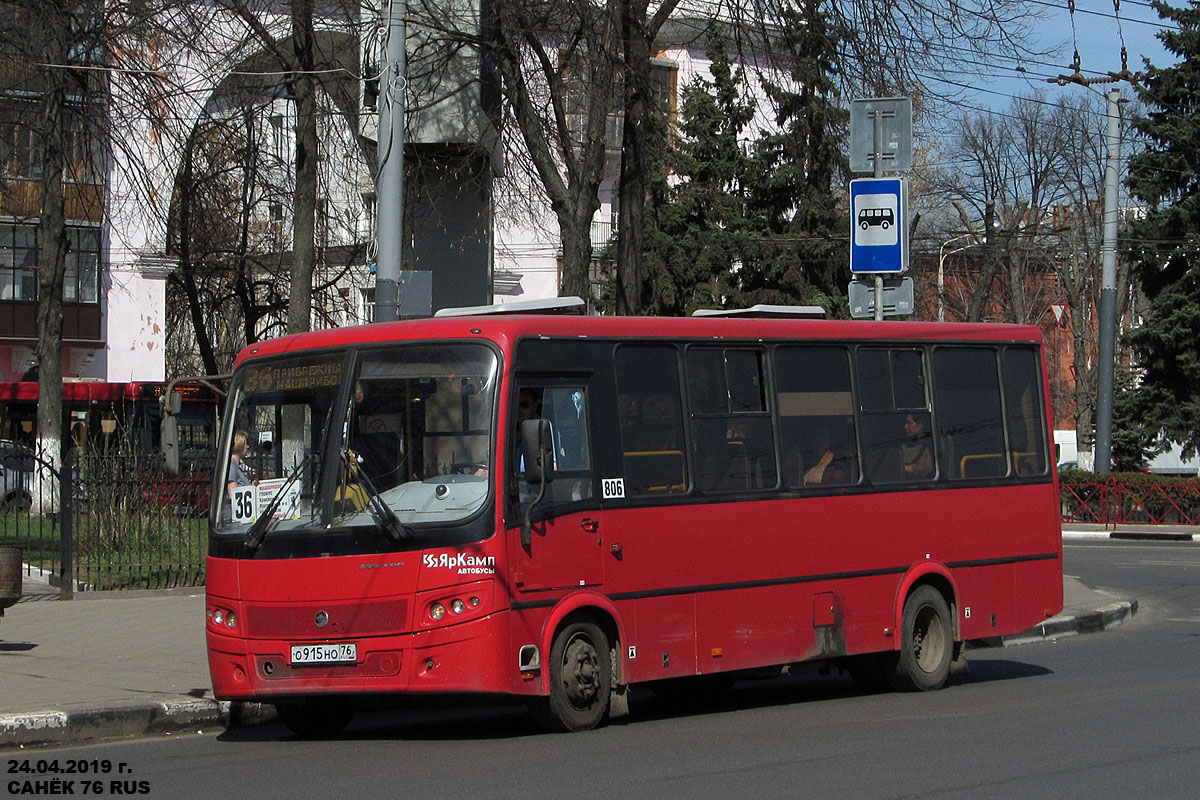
[1061,522,1200,542]
[0,580,275,750]
[0,554,1139,750]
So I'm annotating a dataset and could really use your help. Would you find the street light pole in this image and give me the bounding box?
[375,0,406,323]
[937,233,978,323]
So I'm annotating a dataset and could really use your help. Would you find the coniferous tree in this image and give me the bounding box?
[740,0,849,313]
[640,25,754,315]
[1125,0,1200,457]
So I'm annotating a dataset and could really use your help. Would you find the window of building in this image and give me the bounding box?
[0,100,42,180]
[64,226,100,303]
[0,222,37,300]
[359,286,375,323]
[0,221,100,303]
[1,100,102,184]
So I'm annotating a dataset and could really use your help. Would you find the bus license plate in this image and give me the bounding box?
[290,643,357,665]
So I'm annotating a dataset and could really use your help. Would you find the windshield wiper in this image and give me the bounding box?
[340,449,412,543]
[243,453,315,554]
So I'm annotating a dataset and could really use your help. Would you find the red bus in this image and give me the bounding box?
[0,379,219,462]
[204,303,1063,735]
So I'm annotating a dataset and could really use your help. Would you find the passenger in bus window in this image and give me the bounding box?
[804,428,850,485]
[901,414,934,479]
[516,388,556,473]
[227,429,254,497]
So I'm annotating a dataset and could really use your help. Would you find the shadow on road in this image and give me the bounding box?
[217,656,1055,744]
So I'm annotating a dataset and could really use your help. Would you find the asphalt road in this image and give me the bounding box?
[8,541,1200,800]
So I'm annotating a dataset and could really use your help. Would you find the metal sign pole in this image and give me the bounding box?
[873,110,884,321]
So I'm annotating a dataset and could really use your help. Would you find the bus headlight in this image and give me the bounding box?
[430,602,447,621]
[451,599,466,615]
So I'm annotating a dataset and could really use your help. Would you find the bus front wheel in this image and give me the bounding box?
[890,585,953,691]
[530,620,611,732]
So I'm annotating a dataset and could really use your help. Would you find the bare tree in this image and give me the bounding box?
[167,80,372,376]
[0,0,183,470]
[486,0,622,299]
[928,92,1139,445]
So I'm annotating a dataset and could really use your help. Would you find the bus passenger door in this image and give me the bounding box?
[507,385,604,594]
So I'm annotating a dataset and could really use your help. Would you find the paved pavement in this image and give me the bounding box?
[0,524,1158,750]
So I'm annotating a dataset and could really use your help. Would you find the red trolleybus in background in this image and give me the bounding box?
[204,300,1063,736]
[0,379,219,463]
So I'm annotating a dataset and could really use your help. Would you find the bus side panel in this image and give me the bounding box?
[695,584,817,672]
[631,595,697,680]
[947,564,1015,641]
[1012,558,1064,631]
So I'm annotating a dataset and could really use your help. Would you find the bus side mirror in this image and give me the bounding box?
[521,418,555,484]
[520,418,554,549]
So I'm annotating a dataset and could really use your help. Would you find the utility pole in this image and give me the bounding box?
[1094,88,1121,474]
[375,0,406,323]
[1047,65,1131,473]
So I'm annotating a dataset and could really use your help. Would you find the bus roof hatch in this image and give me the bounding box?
[691,304,827,319]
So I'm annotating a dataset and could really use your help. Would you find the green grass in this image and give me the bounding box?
[0,509,209,591]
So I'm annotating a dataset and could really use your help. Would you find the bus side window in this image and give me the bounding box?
[932,347,1006,480]
[615,345,689,495]
[774,346,859,488]
[857,347,933,484]
[1003,347,1049,477]
[686,347,776,492]
[515,385,594,508]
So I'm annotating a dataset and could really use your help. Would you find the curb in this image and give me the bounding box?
[1062,528,1199,542]
[1109,532,1198,542]
[977,598,1139,648]
[0,700,276,751]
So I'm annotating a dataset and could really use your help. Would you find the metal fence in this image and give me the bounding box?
[3,449,1196,596]
[0,448,209,595]
[1061,477,1200,526]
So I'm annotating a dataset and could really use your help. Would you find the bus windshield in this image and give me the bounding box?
[213,343,498,543]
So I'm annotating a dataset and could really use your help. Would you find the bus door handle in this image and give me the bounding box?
[580,518,599,533]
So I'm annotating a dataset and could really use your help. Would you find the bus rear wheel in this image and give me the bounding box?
[276,697,355,738]
[530,620,611,732]
[889,585,953,691]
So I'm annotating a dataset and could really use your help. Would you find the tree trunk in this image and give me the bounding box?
[35,19,70,491]
[615,0,651,315]
[559,203,597,300]
[615,0,678,315]
[176,137,220,375]
[289,0,318,335]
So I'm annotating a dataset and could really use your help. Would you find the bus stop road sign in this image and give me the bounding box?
[850,177,908,275]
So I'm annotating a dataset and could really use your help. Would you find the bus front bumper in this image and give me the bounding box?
[206,612,521,701]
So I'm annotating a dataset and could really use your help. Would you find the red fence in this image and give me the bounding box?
[1061,478,1200,525]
